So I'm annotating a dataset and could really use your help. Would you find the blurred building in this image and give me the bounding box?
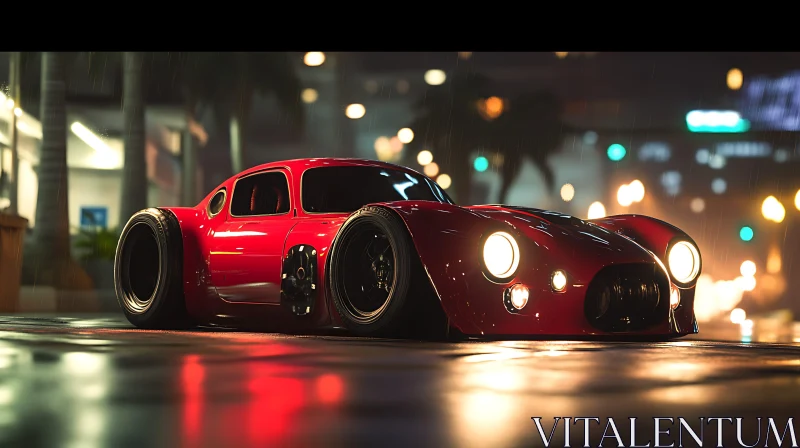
[0,53,204,233]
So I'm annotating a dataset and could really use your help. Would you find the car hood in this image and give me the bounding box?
[467,205,660,278]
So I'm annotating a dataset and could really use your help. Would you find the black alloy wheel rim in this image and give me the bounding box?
[340,223,396,322]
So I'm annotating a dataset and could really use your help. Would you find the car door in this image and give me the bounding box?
[209,169,296,304]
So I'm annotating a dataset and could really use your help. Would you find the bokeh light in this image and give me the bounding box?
[730,308,746,324]
[424,69,446,86]
[740,260,757,277]
[479,97,504,120]
[397,128,414,144]
[474,156,489,172]
[389,136,403,153]
[696,149,710,164]
[795,189,800,211]
[628,180,645,202]
[690,197,705,213]
[607,144,626,161]
[304,52,325,67]
[560,183,575,202]
[617,184,633,206]
[417,150,433,166]
[301,88,318,104]
[424,162,439,177]
[708,154,726,169]
[739,226,754,242]
[711,178,727,194]
[727,68,743,90]
[767,246,782,274]
[437,174,452,189]
[587,201,606,219]
[345,104,365,119]
[761,195,786,223]
[373,137,392,161]
[735,276,756,292]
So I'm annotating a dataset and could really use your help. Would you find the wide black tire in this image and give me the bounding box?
[328,206,446,338]
[114,208,192,329]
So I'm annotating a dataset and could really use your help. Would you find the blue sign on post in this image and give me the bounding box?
[80,206,108,228]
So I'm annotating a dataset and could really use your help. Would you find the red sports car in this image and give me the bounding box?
[114,158,700,339]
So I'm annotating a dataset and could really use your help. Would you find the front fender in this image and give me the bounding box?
[379,201,494,334]
[590,214,699,264]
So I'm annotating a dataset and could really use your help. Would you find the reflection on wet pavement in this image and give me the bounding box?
[0,315,798,447]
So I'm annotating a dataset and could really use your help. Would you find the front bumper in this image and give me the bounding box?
[452,262,698,337]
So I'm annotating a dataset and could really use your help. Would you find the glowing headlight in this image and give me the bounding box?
[667,241,701,284]
[483,231,520,279]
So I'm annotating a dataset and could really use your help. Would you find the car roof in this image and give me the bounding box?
[233,157,422,179]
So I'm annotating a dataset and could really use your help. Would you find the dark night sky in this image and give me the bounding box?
[355,51,800,101]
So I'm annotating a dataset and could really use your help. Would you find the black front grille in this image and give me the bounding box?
[584,263,670,332]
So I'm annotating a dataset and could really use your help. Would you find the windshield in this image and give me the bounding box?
[302,166,454,213]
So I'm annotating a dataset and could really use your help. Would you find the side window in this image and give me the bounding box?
[207,188,226,217]
[230,171,291,217]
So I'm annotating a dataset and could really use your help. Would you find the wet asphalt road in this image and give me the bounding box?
[0,314,798,448]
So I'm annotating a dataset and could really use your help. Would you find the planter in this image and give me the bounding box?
[0,214,28,312]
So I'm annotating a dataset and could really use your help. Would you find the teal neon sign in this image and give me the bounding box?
[686,110,750,133]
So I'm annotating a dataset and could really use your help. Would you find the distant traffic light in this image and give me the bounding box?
[607,144,627,161]
[474,156,489,172]
[739,226,754,242]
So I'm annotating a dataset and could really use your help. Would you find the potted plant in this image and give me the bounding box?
[74,226,118,291]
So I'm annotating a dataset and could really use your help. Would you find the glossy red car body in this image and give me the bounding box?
[159,158,699,338]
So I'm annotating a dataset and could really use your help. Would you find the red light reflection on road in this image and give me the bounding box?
[181,354,205,448]
[243,363,304,445]
[180,344,316,446]
[315,374,344,404]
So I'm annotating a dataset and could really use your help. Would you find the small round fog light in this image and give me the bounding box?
[669,283,680,309]
[551,270,567,292]
[504,284,529,312]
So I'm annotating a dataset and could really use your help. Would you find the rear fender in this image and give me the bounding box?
[158,206,208,320]
[379,201,494,334]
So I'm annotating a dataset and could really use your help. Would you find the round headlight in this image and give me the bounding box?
[483,231,520,279]
[667,241,701,284]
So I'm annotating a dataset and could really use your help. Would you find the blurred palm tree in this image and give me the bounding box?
[30,52,72,286]
[493,91,564,203]
[179,52,304,174]
[119,52,147,225]
[406,72,492,204]
[84,52,150,225]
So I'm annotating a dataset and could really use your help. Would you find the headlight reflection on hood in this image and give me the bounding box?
[667,241,701,284]
[483,231,520,280]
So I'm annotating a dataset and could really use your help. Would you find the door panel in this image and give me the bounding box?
[210,220,296,303]
[209,168,295,304]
